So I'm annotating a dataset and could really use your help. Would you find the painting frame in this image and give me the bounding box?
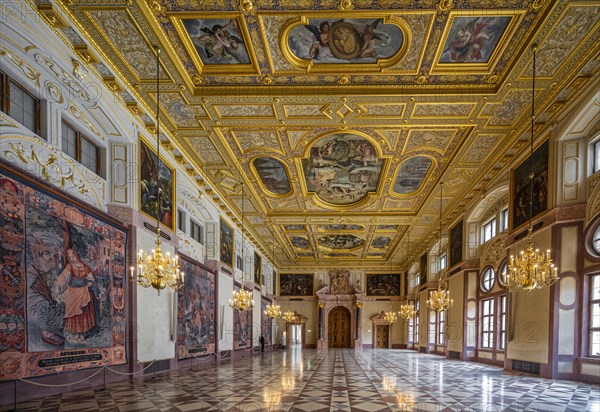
[171,12,260,76]
[510,139,550,231]
[254,251,261,286]
[366,274,401,296]
[176,254,216,360]
[449,219,463,268]
[279,273,314,296]
[251,156,293,197]
[139,135,176,231]
[219,218,234,268]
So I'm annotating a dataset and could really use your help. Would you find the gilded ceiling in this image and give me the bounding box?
[42,0,600,270]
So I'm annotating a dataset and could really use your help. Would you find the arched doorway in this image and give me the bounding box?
[328,306,351,348]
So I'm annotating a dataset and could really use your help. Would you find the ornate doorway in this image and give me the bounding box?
[375,325,389,348]
[328,306,351,348]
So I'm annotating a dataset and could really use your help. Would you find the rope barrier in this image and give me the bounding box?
[187,352,214,361]
[105,360,156,376]
[17,367,104,387]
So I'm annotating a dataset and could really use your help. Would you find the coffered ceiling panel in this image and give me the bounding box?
[53,0,600,270]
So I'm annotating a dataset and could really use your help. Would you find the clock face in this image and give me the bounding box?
[594,226,600,255]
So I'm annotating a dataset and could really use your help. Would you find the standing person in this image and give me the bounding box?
[259,334,265,352]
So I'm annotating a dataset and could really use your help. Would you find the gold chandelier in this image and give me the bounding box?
[282,310,296,323]
[265,302,282,319]
[229,288,254,311]
[399,302,416,320]
[384,310,398,324]
[427,182,453,312]
[134,46,183,295]
[508,45,558,292]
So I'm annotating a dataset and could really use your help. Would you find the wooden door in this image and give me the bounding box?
[328,306,351,348]
[375,325,389,348]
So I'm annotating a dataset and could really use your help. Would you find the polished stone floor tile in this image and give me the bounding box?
[2,349,598,411]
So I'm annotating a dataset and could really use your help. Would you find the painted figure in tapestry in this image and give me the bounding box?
[253,157,291,195]
[261,298,272,346]
[280,274,313,296]
[289,18,403,64]
[366,274,400,296]
[303,133,383,205]
[183,18,250,65]
[254,252,261,285]
[140,140,174,229]
[440,16,511,63]
[233,292,252,349]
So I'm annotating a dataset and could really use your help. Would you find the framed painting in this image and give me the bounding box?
[139,136,175,230]
[279,274,313,296]
[366,274,400,296]
[254,252,261,285]
[0,165,127,380]
[252,157,292,196]
[177,255,216,359]
[233,286,252,350]
[511,139,549,231]
[220,218,234,267]
[449,220,463,268]
[420,253,427,285]
[273,271,277,295]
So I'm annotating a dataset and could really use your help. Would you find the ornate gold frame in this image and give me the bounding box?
[389,154,437,199]
[249,155,295,198]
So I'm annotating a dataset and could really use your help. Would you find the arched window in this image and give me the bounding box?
[498,261,508,287]
[480,267,495,293]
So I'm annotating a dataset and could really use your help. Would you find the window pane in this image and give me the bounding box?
[593,275,600,301]
[595,140,600,174]
[592,304,600,329]
[61,122,77,159]
[591,331,600,357]
[80,138,98,174]
[9,81,37,133]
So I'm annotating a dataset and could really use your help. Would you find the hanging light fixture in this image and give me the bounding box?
[229,183,254,311]
[427,182,453,312]
[265,232,281,319]
[133,46,183,295]
[399,232,416,319]
[508,44,558,292]
[383,258,397,323]
[282,310,296,323]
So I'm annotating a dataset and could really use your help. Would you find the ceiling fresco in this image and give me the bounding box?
[48,0,600,270]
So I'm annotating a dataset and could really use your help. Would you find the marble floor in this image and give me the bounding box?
[4,349,599,411]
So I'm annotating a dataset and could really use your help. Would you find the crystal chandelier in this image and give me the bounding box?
[508,45,558,292]
[399,302,416,320]
[230,288,254,311]
[282,310,296,323]
[427,182,453,312]
[265,302,282,319]
[133,46,183,295]
[384,310,398,324]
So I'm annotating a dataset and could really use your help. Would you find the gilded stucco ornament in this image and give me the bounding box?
[240,0,255,13]
[338,75,350,85]
[438,0,453,12]
[339,0,354,11]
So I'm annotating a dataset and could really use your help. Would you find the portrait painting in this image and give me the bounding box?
[288,18,404,64]
[140,138,175,230]
[177,255,216,359]
[291,236,310,249]
[261,298,272,346]
[511,140,549,230]
[253,157,291,195]
[318,234,364,250]
[283,224,305,231]
[220,218,234,267]
[233,286,252,350]
[0,168,127,380]
[371,236,391,249]
[394,156,432,194]
[279,274,313,296]
[254,252,261,285]
[366,274,400,296]
[450,220,464,268]
[302,133,383,205]
[420,253,428,285]
[182,18,251,65]
[440,16,512,64]
[318,224,363,231]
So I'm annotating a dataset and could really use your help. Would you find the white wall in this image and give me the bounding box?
[253,289,262,345]
[218,272,234,351]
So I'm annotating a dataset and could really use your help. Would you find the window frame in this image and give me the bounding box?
[61,120,101,175]
[590,274,600,357]
[439,253,447,271]
[414,300,420,345]
[1,71,41,135]
[190,219,203,245]
[481,298,495,349]
[594,139,600,174]
[480,266,496,293]
[177,209,186,232]
[499,295,507,350]
[437,309,446,345]
[482,217,497,243]
[500,208,509,232]
[498,261,508,287]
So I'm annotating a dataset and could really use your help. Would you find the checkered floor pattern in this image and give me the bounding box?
[4,349,599,411]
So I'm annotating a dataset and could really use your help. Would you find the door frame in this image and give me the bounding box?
[371,311,393,348]
[328,305,352,348]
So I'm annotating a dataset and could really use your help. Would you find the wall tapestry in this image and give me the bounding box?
[254,252,261,285]
[139,137,175,230]
[219,218,234,267]
[279,274,313,296]
[450,220,464,268]
[511,139,549,230]
[177,255,216,359]
[233,285,252,350]
[0,167,127,380]
[366,274,400,296]
[261,298,272,346]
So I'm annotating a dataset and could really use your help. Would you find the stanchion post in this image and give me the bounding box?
[14,379,18,412]
[102,367,106,392]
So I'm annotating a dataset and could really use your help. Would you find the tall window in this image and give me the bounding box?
[190,220,203,244]
[590,274,600,357]
[498,262,508,287]
[439,254,447,271]
[481,267,495,292]
[437,310,446,345]
[414,300,420,344]
[481,298,494,349]
[500,208,509,232]
[61,121,100,175]
[1,72,40,135]
[482,218,497,243]
[594,140,600,174]
[177,209,186,232]
[407,300,414,343]
[499,295,507,350]
[236,255,244,271]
